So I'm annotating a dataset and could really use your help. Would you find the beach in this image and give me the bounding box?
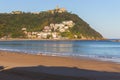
[0,50,120,80]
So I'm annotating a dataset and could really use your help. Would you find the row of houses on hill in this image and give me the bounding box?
[22,20,75,39]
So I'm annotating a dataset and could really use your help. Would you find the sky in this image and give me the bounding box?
[0,0,120,39]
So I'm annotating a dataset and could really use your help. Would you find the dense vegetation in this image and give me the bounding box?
[0,11,103,39]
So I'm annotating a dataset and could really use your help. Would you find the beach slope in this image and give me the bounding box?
[0,51,120,80]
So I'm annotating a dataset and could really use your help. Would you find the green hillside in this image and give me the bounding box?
[0,9,103,40]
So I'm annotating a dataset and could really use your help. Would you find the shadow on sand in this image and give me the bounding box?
[0,65,120,80]
[0,66,4,71]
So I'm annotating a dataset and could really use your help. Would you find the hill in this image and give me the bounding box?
[0,8,103,40]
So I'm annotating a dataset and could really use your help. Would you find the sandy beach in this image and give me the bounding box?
[0,50,120,80]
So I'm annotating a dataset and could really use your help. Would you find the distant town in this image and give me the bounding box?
[22,20,75,39]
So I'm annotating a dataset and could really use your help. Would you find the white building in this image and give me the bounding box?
[62,20,74,27]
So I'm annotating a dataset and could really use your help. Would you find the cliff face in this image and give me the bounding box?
[0,9,103,40]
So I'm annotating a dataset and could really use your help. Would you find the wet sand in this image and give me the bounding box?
[0,50,120,80]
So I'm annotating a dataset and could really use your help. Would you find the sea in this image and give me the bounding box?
[0,40,120,63]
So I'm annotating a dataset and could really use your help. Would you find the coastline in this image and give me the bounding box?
[0,38,106,42]
[0,50,120,80]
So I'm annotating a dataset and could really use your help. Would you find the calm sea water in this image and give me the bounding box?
[0,40,120,63]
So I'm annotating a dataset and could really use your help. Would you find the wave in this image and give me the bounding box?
[0,48,120,63]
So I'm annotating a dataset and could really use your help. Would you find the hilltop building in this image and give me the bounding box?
[48,6,67,14]
[11,11,23,14]
[11,6,67,15]
[32,12,41,14]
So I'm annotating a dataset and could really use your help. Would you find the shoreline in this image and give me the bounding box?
[1,49,120,64]
[0,50,120,80]
[0,50,120,72]
[0,38,106,41]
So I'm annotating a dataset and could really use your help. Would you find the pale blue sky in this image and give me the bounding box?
[1,0,120,38]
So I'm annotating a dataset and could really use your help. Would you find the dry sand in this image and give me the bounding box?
[0,50,120,80]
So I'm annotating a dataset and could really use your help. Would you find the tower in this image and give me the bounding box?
[56,5,59,10]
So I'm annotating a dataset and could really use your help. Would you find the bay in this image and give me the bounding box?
[0,40,120,63]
